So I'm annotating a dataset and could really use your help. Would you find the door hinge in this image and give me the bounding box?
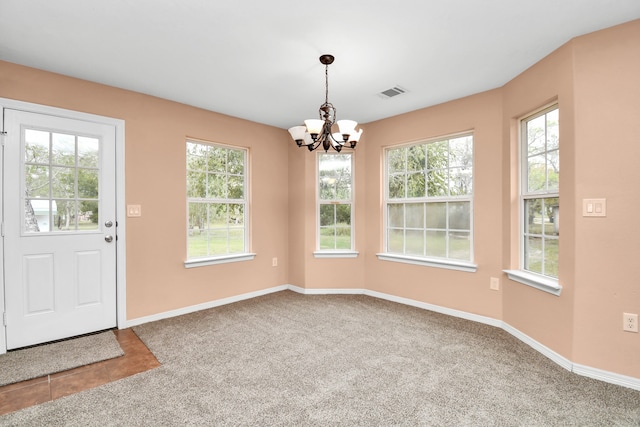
[0,222,4,237]
[2,312,6,327]
[0,131,6,146]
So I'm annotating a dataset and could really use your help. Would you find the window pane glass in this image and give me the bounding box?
[427,170,447,197]
[208,147,227,173]
[51,133,75,166]
[543,198,559,236]
[188,231,209,258]
[425,202,446,229]
[78,137,99,168]
[525,199,543,235]
[407,172,425,198]
[388,204,404,228]
[527,115,546,156]
[228,204,244,226]
[425,230,446,258]
[208,203,226,227]
[388,229,404,253]
[389,174,405,199]
[449,136,472,168]
[405,203,424,228]
[407,145,425,171]
[525,236,543,274]
[25,129,50,164]
[228,229,245,253]
[546,108,559,150]
[77,169,98,198]
[449,202,470,230]
[335,227,351,249]
[227,175,244,199]
[449,231,470,260]
[53,200,77,231]
[79,200,99,230]
[427,141,448,170]
[51,167,75,198]
[25,164,50,198]
[335,204,351,226]
[388,148,406,173]
[547,150,559,191]
[227,150,244,175]
[209,229,228,255]
[319,228,335,250]
[25,199,48,233]
[545,238,559,278]
[405,230,424,256]
[187,171,206,198]
[188,202,207,233]
[320,204,335,227]
[527,154,546,192]
[186,142,207,171]
[449,167,472,196]
[207,173,226,198]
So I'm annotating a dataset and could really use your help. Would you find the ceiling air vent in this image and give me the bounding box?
[379,86,407,99]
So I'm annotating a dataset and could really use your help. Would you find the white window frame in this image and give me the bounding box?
[504,104,561,295]
[184,139,254,268]
[377,132,476,272]
[314,152,358,258]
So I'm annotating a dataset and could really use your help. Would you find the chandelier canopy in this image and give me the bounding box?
[288,54,363,152]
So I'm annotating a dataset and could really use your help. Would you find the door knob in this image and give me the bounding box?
[105,235,113,243]
[105,220,113,228]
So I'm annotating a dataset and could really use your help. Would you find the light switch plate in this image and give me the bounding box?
[127,204,142,217]
[582,198,606,217]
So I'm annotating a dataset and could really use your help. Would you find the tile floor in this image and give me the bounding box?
[0,328,160,415]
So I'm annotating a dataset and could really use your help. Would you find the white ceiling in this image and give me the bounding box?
[1,1,639,129]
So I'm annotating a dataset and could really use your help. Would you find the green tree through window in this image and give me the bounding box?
[187,141,248,259]
[385,134,473,261]
[318,153,353,250]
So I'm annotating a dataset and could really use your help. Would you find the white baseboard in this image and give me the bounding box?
[364,289,503,328]
[125,285,288,328]
[573,363,640,391]
[125,283,640,391]
[500,322,573,372]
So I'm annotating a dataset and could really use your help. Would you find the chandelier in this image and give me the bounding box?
[288,54,363,152]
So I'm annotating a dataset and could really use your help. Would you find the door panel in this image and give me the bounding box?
[4,109,117,349]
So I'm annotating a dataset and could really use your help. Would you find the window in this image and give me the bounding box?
[521,106,559,278]
[317,153,354,254]
[382,134,473,268]
[186,140,251,266]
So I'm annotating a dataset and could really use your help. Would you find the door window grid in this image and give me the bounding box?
[23,128,100,233]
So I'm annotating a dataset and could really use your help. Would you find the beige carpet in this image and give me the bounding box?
[2,291,639,425]
[0,330,123,386]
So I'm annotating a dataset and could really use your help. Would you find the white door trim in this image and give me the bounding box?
[0,98,126,355]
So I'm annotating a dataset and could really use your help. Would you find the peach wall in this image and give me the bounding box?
[1,18,639,381]
[362,90,504,319]
[0,61,290,320]
[571,20,640,378]
[288,137,367,290]
[501,42,576,359]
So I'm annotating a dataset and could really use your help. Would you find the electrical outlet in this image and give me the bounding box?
[623,313,638,332]
[272,257,278,267]
[490,277,500,291]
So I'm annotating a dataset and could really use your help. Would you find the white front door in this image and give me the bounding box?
[3,109,117,349]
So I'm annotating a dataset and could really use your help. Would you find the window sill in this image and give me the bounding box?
[184,253,256,268]
[503,269,562,296]
[376,253,477,273]
[313,250,359,259]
